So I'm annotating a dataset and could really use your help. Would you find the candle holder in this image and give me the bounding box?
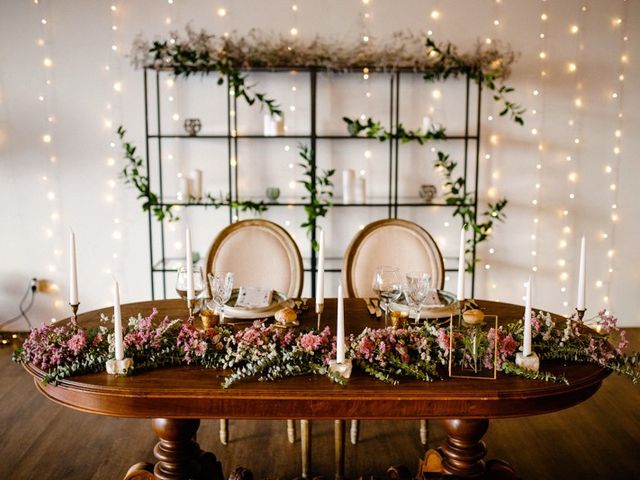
[329,359,352,379]
[576,308,586,321]
[69,302,80,322]
[515,352,540,372]
[315,302,324,330]
[106,357,134,375]
[187,298,198,319]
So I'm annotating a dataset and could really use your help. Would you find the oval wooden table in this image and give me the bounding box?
[24,299,609,480]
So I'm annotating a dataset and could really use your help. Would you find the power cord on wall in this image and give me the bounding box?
[0,279,37,330]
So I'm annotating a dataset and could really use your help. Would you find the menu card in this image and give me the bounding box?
[235,287,273,308]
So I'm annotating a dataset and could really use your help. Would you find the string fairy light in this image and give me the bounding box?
[105,1,125,277]
[32,0,64,322]
[603,1,630,306]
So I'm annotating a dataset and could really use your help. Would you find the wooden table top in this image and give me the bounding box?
[25,298,609,421]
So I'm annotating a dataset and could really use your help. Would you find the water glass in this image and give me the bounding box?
[208,272,234,322]
[405,271,431,323]
[372,266,402,326]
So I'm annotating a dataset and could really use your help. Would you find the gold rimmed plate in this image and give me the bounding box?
[223,288,289,320]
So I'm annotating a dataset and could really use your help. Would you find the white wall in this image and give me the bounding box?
[1,0,638,328]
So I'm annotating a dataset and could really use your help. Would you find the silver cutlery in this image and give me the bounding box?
[370,298,383,318]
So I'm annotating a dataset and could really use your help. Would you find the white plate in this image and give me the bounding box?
[223,288,289,319]
[390,290,459,320]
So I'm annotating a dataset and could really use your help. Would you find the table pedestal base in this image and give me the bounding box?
[124,419,223,480]
[440,419,519,479]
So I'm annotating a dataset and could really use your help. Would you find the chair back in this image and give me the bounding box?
[342,219,444,298]
[206,219,303,298]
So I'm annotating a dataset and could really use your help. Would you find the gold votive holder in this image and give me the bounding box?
[200,307,220,329]
[389,309,409,328]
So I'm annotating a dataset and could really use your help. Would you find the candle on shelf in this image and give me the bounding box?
[69,231,78,305]
[342,169,355,204]
[523,278,532,356]
[336,283,345,363]
[113,280,124,361]
[190,169,202,201]
[456,227,465,301]
[185,228,194,300]
[354,176,367,204]
[577,235,586,311]
[316,228,325,306]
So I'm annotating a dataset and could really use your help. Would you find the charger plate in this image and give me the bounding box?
[390,290,459,320]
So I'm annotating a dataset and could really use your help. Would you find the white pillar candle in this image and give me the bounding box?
[263,114,274,136]
[336,283,345,363]
[190,169,202,201]
[69,231,79,305]
[177,176,190,202]
[577,235,586,311]
[456,228,465,301]
[316,228,325,306]
[523,278,532,356]
[113,280,124,361]
[422,115,432,133]
[185,228,194,300]
[342,169,356,204]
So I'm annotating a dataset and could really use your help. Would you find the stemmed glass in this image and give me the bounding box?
[176,266,205,314]
[372,266,403,327]
[405,272,431,323]
[207,272,234,323]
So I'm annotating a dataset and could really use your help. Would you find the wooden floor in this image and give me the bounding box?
[1,331,638,480]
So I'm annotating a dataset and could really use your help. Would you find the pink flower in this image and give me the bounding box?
[436,328,450,353]
[500,334,518,359]
[300,332,323,352]
[67,332,87,354]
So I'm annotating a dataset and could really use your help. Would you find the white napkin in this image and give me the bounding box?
[235,287,273,308]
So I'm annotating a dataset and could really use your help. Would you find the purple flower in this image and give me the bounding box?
[67,332,87,354]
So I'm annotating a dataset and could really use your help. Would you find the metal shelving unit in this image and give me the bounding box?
[143,67,483,299]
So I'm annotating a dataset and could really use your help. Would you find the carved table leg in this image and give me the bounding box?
[301,419,312,479]
[440,419,489,478]
[334,419,346,480]
[151,418,223,480]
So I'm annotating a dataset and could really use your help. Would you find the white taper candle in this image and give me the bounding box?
[523,277,532,356]
[316,228,325,306]
[577,235,586,311]
[186,228,194,300]
[113,280,124,361]
[336,283,345,363]
[69,231,79,305]
[456,228,465,301]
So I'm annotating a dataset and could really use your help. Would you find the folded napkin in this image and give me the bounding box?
[235,287,273,308]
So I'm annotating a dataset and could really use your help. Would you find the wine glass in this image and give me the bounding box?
[208,272,234,323]
[175,266,205,304]
[405,272,431,323]
[372,266,403,327]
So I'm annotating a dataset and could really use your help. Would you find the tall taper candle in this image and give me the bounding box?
[577,235,586,311]
[186,228,194,300]
[316,228,325,306]
[456,228,465,301]
[69,231,79,305]
[113,280,124,361]
[336,283,345,363]
[523,277,532,356]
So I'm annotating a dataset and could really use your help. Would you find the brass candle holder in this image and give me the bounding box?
[576,308,586,321]
[187,298,198,319]
[69,302,80,322]
[316,302,324,330]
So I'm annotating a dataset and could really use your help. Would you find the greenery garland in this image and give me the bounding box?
[298,144,335,251]
[131,28,515,78]
[117,126,268,222]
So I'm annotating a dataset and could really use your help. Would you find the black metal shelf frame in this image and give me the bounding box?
[143,68,482,299]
